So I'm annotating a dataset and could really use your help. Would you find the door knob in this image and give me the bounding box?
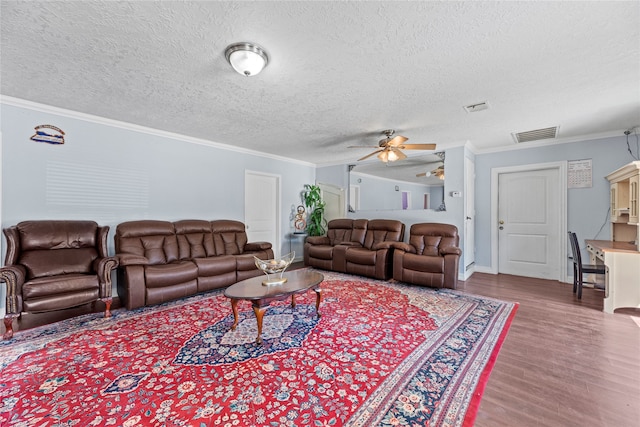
[499,220,504,224]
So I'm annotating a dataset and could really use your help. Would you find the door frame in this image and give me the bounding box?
[490,161,567,282]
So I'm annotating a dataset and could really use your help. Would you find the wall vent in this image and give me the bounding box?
[512,126,558,143]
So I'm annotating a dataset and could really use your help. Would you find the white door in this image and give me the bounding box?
[245,171,280,255]
[497,167,561,280]
[319,183,345,224]
[464,157,475,272]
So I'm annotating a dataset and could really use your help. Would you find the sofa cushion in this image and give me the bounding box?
[23,288,100,313]
[23,274,99,299]
[307,245,334,261]
[402,252,444,273]
[193,255,236,276]
[144,261,198,288]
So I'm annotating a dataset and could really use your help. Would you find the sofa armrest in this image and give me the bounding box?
[372,241,405,251]
[0,265,27,315]
[306,236,330,245]
[118,254,150,266]
[93,256,119,299]
[388,242,415,253]
[337,242,362,247]
[441,247,462,256]
[245,241,272,251]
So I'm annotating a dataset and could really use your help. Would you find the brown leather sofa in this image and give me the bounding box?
[392,223,461,289]
[115,219,274,309]
[0,220,118,339]
[304,218,405,280]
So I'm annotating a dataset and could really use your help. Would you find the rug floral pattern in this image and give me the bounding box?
[0,271,516,427]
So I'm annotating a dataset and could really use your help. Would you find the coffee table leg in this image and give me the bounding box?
[314,288,322,317]
[291,294,296,308]
[230,299,239,330]
[252,303,268,345]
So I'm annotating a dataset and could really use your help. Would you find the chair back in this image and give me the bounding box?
[5,221,104,280]
[325,219,367,246]
[115,220,179,265]
[362,219,405,249]
[409,223,459,256]
[568,231,582,268]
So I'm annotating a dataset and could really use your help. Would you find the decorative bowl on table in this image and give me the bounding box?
[254,252,295,286]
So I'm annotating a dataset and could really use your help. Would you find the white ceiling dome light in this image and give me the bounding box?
[224,42,269,76]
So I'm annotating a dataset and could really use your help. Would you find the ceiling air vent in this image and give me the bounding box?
[512,126,558,143]
[463,102,489,113]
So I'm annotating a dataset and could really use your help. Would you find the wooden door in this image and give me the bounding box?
[245,171,280,255]
[498,167,561,280]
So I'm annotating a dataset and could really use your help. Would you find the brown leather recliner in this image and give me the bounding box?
[304,219,368,271]
[392,223,461,289]
[304,218,405,280]
[0,220,118,339]
[343,219,405,280]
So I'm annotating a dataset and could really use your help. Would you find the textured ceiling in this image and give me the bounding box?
[1,1,639,169]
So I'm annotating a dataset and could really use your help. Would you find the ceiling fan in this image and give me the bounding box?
[349,130,437,162]
[416,163,445,180]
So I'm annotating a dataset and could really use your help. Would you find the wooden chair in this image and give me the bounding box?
[568,231,605,299]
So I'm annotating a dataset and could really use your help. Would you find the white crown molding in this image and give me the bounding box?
[0,95,316,168]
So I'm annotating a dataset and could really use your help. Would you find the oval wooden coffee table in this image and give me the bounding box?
[224,269,324,344]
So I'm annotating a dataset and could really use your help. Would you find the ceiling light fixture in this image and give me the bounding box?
[377,150,399,163]
[224,42,269,76]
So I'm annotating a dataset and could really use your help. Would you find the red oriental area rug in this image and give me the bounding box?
[0,270,517,427]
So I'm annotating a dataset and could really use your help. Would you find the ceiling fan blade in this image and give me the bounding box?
[416,172,429,177]
[358,149,384,161]
[386,135,409,147]
[348,145,379,148]
[398,143,437,150]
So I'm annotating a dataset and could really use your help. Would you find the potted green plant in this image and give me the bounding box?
[302,184,327,236]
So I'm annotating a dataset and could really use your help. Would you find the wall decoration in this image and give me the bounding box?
[294,205,306,233]
[30,125,65,145]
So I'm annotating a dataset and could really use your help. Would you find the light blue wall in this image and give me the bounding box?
[474,135,637,270]
[0,101,316,314]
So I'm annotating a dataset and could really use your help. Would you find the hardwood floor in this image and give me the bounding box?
[458,273,640,427]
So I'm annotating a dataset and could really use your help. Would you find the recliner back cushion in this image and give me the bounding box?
[211,220,248,255]
[409,223,459,256]
[410,235,442,256]
[16,221,100,279]
[362,220,404,249]
[175,220,216,259]
[18,220,98,251]
[20,248,98,280]
[326,219,354,246]
[115,220,179,265]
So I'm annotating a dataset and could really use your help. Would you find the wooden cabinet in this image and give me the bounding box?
[606,161,640,245]
[630,174,639,223]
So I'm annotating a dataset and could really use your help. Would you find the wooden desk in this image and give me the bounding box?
[586,240,640,313]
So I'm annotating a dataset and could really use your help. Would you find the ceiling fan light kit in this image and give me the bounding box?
[224,42,269,76]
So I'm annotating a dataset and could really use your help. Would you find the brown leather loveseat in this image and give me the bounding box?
[0,220,118,339]
[392,223,461,289]
[304,218,405,280]
[115,219,273,309]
